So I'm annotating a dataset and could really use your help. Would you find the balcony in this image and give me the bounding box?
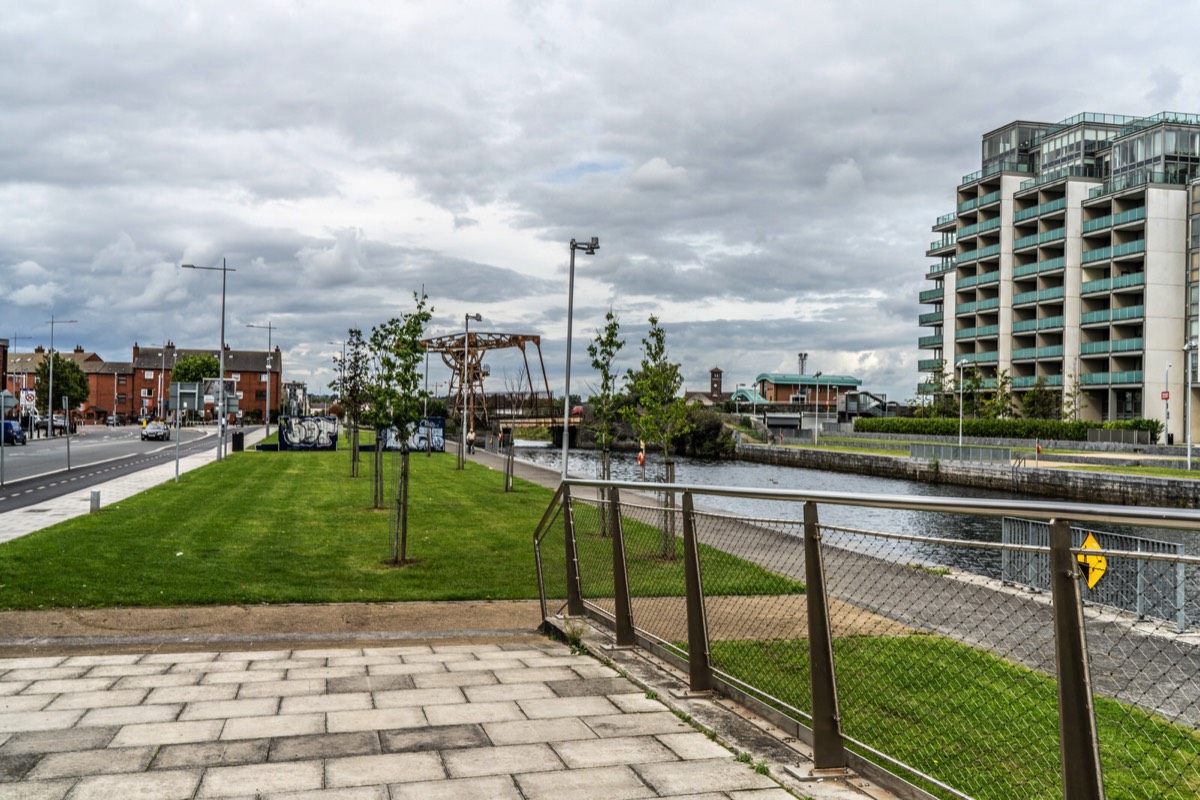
[919,334,943,349]
[1013,290,1038,306]
[1038,286,1065,302]
[1012,319,1038,333]
[959,351,999,364]
[1012,347,1037,361]
[926,258,957,278]
[918,358,944,371]
[1038,316,1065,330]
[1082,205,1146,233]
[955,301,976,315]
[1013,197,1067,222]
[1014,263,1039,278]
[920,311,944,326]
[1080,341,1111,355]
[1112,337,1144,353]
[955,324,999,340]
[1088,170,1187,199]
[1112,272,1145,290]
[1112,304,1145,321]
[1037,345,1064,359]
[1081,309,1111,325]
[976,297,1000,312]
[1038,256,1066,273]
[957,217,1002,238]
[919,287,944,303]
[1082,278,1111,295]
[957,243,1001,264]
[934,210,957,229]
[957,270,1001,289]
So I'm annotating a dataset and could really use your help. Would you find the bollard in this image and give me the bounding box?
[90,490,100,514]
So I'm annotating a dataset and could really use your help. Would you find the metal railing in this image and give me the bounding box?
[535,480,1200,800]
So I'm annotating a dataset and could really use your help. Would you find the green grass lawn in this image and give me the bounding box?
[0,446,798,609]
[0,450,555,608]
[710,635,1200,800]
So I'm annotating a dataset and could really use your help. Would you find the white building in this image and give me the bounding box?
[920,112,1200,442]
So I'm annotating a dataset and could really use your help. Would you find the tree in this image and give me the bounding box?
[171,353,220,384]
[1021,377,1061,419]
[621,316,694,558]
[914,359,957,418]
[978,369,1015,419]
[363,293,433,564]
[34,353,90,416]
[586,309,625,481]
[333,330,369,478]
[1061,371,1086,421]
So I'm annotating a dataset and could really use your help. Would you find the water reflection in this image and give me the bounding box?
[516,445,1194,580]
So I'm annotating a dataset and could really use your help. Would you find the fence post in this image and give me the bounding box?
[563,484,585,617]
[609,487,635,647]
[1049,518,1104,800]
[804,500,847,773]
[681,491,712,692]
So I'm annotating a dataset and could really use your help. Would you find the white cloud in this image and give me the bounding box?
[631,157,687,191]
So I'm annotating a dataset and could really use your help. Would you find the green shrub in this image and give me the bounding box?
[854,416,1099,441]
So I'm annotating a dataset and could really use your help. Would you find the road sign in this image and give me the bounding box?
[20,388,35,408]
[1162,390,1170,401]
[0,391,15,412]
[1076,532,1107,589]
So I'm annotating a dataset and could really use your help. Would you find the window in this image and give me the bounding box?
[144,370,154,379]
[255,391,267,401]
[231,373,240,382]
[118,375,128,385]
[117,393,127,405]
[260,373,268,383]
[140,388,152,398]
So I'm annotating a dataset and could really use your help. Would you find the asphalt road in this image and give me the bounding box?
[0,424,221,511]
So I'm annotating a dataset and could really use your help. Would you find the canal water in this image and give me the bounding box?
[514,444,1196,581]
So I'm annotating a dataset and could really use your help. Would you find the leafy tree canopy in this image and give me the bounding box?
[621,315,694,461]
[171,353,220,383]
[34,353,90,413]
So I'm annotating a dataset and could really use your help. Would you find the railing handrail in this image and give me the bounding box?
[560,477,1200,530]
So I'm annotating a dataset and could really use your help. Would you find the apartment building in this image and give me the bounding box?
[920,112,1200,441]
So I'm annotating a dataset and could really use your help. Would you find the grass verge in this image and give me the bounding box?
[709,635,1200,800]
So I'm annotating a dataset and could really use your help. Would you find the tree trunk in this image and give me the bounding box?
[373,438,384,509]
[662,459,676,559]
[350,421,360,477]
[393,448,410,564]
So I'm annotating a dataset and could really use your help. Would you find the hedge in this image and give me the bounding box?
[854,417,1163,441]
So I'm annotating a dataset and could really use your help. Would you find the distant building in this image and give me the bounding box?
[685,367,732,407]
[755,372,862,407]
[920,111,1200,441]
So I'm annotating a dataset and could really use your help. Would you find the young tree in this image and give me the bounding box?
[337,330,369,477]
[363,293,433,564]
[586,309,625,481]
[1061,371,1086,421]
[34,353,90,416]
[621,316,694,558]
[1021,376,1061,419]
[978,369,1015,419]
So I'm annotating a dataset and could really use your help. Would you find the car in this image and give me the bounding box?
[141,421,171,441]
[1,421,27,445]
[33,415,70,435]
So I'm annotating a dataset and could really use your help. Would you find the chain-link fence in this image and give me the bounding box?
[534,479,1200,800]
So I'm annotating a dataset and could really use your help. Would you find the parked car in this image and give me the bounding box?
[1,421,27,445]
[33,414,72,435]
[141,421,171,441]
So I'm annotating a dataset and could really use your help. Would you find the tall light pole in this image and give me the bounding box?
[182,259,236,461]
[460,313,481,469]
[45,316,77,437]
[1186,342,1196,470]
[562,236,599,480]
[957,358,969,447]
[247,322,276,439]
[1166,362,1172,446]
[8,334,31,395]
[812,371,823,445]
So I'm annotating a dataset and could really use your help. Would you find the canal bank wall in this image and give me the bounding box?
[735,443,1200,508]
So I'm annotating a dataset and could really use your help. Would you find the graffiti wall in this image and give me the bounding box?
[377,417,446,452]
[278,416,340,451]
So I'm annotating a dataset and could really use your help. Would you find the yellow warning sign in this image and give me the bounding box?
[1076,533,1107,589]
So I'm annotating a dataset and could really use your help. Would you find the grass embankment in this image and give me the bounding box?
[0,447,794,609]
[712,635,1200,800]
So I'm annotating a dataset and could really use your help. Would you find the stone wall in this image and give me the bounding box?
[735,444,1200,508]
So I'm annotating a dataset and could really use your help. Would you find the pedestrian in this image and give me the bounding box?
[466,428,476,455]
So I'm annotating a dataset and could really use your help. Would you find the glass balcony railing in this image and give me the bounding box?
[1013,197,1067,223]
[1013,290,1038,306]
[1080,341,1111,355]
[957,217,1002,239]
[1089,170,1187,199]
[1082,277,1111,294]
[1014,227,1067,250]
[1083,205,1147,233]
[928,234,957,251]
[926,258,957,277]
[1112,304,1145,321]
[961,162,1027,186]
[918,358,944,371]
[919,287,944,303]
[958,270,1000,289]
[1012,319,1038,333]
[977,297,1000,311]
[1081,372,1110,385]
[1038,286,1065,302]
[1018,165,1099,191]
[920,311,944,326]
[935,211,956,227]
[1037,345,1064,358]
[957,189,1003,212]
[1081,309,1111,324]
[919,335,943,349]
[1038,316,1065,330]
[955,324,1000,340]
[1112,337,1144,352]
[956,301,976,315]
[1013,375,1038,388]
[1039,256,1066,273]
[1013,263,1039,278]
[1012,347,1037,360]
[957,243,1001,264]
[1110,370,1144,384]
[960,351,999,364]
[1112,271,1145,289]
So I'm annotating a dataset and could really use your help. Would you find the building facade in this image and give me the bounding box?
[920,111,1200,441]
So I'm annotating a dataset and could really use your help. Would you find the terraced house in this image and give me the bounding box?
[920,112,1200,442]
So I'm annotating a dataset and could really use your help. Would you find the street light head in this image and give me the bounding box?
[467,313,482,322]
[957,359,969,367]
[813,371,823,378]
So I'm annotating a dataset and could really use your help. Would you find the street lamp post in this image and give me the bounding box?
[1186,342,1196,470]
[45,316,78,438]
[460,313,481,469]
[957,359,969,448]
[1166,362,1172,446]
[812,371,823,445]
[247,322,276,439]
[182,259,236,461]
[562,237,599,480]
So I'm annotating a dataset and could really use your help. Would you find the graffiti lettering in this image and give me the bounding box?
[278,416,340,451]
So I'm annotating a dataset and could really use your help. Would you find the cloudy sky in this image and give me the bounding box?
[2,1,1197,405]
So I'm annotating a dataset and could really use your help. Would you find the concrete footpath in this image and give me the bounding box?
[0,438,897,799]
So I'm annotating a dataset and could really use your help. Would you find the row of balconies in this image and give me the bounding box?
[1082,239,1146,264]
[1081,205,1146,233]
[1012,196,1067,223]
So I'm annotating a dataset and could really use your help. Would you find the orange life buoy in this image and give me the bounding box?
[637,451,645,466]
